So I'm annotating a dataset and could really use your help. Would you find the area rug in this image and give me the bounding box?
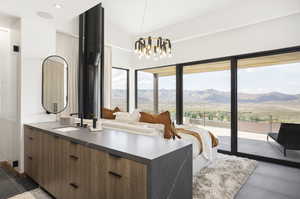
[8,189,51,199]
[9,154,257,199]
[193,154,257,199]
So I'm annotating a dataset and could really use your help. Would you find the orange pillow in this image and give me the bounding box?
[139,111,174,139]
[102,107,121,119]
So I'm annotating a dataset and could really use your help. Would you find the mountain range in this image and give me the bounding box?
[130,89,300,104]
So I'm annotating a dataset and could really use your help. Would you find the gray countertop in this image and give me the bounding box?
[24,122,192,164]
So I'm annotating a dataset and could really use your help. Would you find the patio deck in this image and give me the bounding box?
[197,125,300,163]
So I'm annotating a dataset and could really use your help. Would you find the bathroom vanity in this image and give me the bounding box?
[24,122,192,199]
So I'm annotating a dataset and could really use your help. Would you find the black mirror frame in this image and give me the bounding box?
[42,55,69,114]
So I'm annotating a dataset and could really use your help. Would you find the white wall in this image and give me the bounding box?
[18,17,57,171]
[20,18,57,123]
[0,15,20,164]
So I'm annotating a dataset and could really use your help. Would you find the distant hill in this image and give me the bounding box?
[125,89,300,104]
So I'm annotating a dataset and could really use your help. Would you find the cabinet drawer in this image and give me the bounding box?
[64,140,91,199]
[107,173,130,199]
[24,127,34,155]
[68,140,85,159]
[107,153,131,178]
[107,154,147,199]
[107,168,147,199]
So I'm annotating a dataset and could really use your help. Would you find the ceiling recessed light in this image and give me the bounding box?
[37,11,54,20]
[54,4,62,9]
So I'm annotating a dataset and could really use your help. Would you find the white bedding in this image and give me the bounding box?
[100,119,217,173]
[176,124,214,161]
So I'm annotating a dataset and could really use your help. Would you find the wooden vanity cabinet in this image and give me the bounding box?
[24,126,148,199]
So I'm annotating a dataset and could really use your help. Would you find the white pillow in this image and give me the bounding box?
[114,110,140,122]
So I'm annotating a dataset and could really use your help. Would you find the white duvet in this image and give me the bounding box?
[175,124,214,161]
[101,119,215,159]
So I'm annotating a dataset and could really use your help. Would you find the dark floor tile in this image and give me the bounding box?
[255,162,300,183]
[14,176,38,191]
[245,173,300,198]
[236,162,300,199]
[0,179,22,199]
[236,184,296,199]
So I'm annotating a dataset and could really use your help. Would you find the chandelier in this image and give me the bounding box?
[134,36,172,59]
[134,0,172,59]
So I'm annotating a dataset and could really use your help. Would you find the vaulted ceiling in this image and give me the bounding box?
[102,0,300,37]
[102,0,235,34]
[0,0,299,42]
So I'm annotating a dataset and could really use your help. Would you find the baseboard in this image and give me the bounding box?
[0,161,25,177]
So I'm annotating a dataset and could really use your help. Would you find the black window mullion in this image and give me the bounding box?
[126,69,130,112]
[134,70,138,109]
[231,58,238,154]
[176,65,183,124]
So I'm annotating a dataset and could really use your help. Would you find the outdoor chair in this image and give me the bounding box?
[267,123,300,156]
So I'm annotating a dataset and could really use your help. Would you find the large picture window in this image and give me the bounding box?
[135,46,300,167]
[237,52,300,163]
[111,67,129,111]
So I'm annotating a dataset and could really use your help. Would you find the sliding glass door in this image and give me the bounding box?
[237,52,300,163]
[183,61,231,151]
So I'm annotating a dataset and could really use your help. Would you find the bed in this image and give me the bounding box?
[100,118,217,174]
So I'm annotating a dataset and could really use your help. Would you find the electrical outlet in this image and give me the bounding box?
[12,161,18,167]
[13,45,20,52]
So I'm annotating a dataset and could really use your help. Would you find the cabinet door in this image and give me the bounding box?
[24,126,33,178]
[40,133,60,197]
[24,127,41,182]
[107,156,147,199]
[90,149,108,199]
[56,138,71,199]
[59,140,91,199]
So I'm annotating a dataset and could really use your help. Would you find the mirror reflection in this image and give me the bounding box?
[42,55,68,114]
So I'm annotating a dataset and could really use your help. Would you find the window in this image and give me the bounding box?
[137,66,176,119]
[137,70,154,113]
[135,47,300,167]
[183,61,231,150]
[237,52,300,163]
[111,68,129,111]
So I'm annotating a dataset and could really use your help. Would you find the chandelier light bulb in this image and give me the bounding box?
[134,37,172,59]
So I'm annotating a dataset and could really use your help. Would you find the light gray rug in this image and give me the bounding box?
[193,154,257,199]
[9,154,257,199]
[8,189,52,199]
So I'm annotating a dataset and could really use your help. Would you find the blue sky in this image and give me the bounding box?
[136,62,300,95]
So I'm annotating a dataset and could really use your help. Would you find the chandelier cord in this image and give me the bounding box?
[140,0,148,33]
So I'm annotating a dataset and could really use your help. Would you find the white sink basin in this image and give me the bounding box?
[54,127,80,132]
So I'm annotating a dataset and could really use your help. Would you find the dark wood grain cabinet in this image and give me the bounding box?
[23,126,148,199]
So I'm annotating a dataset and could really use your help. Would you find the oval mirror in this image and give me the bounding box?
[42,55,68,114]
